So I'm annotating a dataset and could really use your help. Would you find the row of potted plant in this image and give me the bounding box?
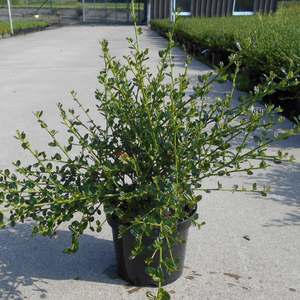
[150,6,300,75]
[0,15,61,37]
[1,4,300,300]
[150,6,300,120]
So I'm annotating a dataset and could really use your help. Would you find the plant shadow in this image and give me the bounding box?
[219,159,300,227]
[259,161,300,227]
[0,222,127,300]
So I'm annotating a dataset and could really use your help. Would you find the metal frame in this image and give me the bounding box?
[150,0,279,20]
[232,0,255,16]
[173,0,192,16]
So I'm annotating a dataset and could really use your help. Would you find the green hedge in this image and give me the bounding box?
[0,21,48,35]
[14,21,48,30]
[150,6,300,78]
[0,23,11,34]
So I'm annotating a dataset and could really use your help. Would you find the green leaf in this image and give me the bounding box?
[130,227,139,237]
[164,258,176,269]
[158,50,165,58]
[259,161,267,168]
[217,75,228,84]
[145,267,156,275]
[40,122,47,129]
[54,153,62,160]
[48,142,56,147]
[129,253,136,260]
[21,142,28,149]
[88,207,95,215]
[0,212,3,225]
[253,136,261,144]
[156,267,164,278]
[20,132,26,139]
[37,111,43,118]
[145,257,154,265]
[63,248,73,255]
[195,195,202,201]
[68,225,77,233]
[160,289,171,300]
[179,236,186,243]
[146,291,156,300]
[198,75,204,82]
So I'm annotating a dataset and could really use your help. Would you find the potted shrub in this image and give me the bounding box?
[1,4,300,300]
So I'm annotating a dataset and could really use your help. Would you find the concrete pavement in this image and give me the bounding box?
[0,26,300,300]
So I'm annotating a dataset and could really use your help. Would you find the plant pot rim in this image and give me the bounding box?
[107,204,197,232]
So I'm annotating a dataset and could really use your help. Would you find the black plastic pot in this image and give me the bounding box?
[212,51,229,67]
[107,208,196,286]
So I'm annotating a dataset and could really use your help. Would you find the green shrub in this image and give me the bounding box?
[150,6,300,77]
[75,3,83,16]
[150,6,300,120]
[0,21,48,34]
[0,22,12,34]
[0,27,11,34]
[150,18,169,31]
[13,21,48,30]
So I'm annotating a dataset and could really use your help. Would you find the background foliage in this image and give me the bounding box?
[150,6,300,119]
[150,6,300,77]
